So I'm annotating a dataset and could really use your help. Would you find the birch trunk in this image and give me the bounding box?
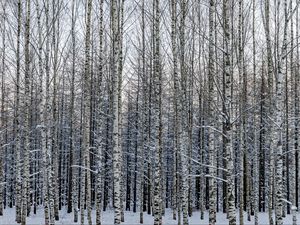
[252,0,258,224]
[179,1,189,224]
[139,0,146,223]
[290,2,297,225]
[153,0,163,224]
[21,0,31,224]
[118,0,125,221]
[264,0,275,222]
[208,0,216,224]
[15,0,22,222]
[35,0,50,223]
[0,2,6,216]
[296,0,300,216]
[111,0,122,223]
[274,1,288,224]
[96,0,104,224]
[67,0,75,216]
[238,0,243,223]
[70,0,79,222]
[51,1,60,219]
[223,0,236,224]
[170,0,179,221]
[80,0,93,224]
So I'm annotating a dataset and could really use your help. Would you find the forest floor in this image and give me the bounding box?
[1,207,300,225]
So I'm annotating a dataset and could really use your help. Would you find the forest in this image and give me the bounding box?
[0,0,299,225]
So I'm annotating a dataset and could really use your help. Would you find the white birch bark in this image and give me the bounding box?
[297,7,300,211]
[21,0,31,224]
[67,0,75,216]
[80,0,93,224]
[290,2,297,225]
[96,1,104,225]
[223,0,236,224]
[238,0,244,224]
[264,0,275,223]
[111,0,122,223]
[51,1,60,220]
[295,0,300,217]
[153,0,163,224]
[69,0,79,222]
[139,0,146,223]
[0,1,6,216]
[170,0,179,222]
[179,0,189,224]
[14,0,22,222]
[35,0,50,224]
[274,0,288,224]
[252,0,258,224]
[118,0,125,221]
[208,0,216,224]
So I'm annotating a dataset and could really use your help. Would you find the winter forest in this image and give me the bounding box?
[1,0,300,224]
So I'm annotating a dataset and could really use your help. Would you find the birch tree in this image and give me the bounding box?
[208,0,216,224]
[111,0,122,223]
[14,0,22,222]
[153,0,163,224]
[0,1,6,216]
[179,1,189,224]
[274,0,288,224]
[80,0,93,224]
[95,0,104,224]
[252,0,259,224]
[223,0,236,224]
[21,0,31,224]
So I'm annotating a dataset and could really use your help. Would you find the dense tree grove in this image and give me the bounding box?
[0,0,300,225]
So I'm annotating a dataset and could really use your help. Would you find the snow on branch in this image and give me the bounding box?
[71,165,98,174]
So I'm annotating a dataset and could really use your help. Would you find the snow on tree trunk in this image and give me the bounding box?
[0,1,6,217]
[223,0,236,224]
[153,0,163,224]
[290,1,297,225]
[179,1,189,225]
[111,0,122,223]
[95,1,104,225]
[21,1,31,224]
[14,1,22,222]
[274,1,288,225]
[208,0,216,224]
[139,1,146,223]
[252,0,258,224]
[80,0,93,225]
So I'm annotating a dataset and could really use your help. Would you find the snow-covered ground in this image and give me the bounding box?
[1,208,299,225]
